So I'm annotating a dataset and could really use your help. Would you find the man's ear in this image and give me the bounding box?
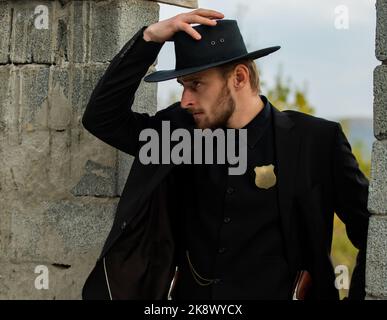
[234,65,249,88]
[236,72,244,85]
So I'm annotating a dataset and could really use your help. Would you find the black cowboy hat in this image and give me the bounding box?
[144,19,280,83]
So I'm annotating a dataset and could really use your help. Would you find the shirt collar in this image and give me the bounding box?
[242,95,272,149]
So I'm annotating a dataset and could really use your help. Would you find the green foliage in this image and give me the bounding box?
[263,66,315,115]
[341,119,371,178]
[351,141,371,179]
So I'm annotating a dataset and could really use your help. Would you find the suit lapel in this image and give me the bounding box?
[272,106,301,269]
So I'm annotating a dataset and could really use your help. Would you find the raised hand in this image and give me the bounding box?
[143,8,225,43]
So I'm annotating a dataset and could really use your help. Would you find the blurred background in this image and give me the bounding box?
[157,0,377,298]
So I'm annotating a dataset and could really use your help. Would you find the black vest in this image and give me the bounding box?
[172,99,292,300]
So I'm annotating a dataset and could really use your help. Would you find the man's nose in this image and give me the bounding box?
[180,89,195,110]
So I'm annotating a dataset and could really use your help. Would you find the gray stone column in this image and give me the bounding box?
[0,0,161,300]
[366,0,387,300]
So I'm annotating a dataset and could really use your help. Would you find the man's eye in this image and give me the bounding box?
[193,81,201,88]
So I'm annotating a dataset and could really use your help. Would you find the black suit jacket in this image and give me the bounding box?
[81,27,370,300]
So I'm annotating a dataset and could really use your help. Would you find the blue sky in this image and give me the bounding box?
[156,0,378,120]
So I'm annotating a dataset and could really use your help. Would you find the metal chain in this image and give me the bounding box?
[186,250,215,286]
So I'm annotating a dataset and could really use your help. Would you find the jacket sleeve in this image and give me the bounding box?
[332,123,370,299]
[82,27,164,156]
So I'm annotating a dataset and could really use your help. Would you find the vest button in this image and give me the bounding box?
[226,187,234,195]
[218,247,226,254]
[224,217,231,223]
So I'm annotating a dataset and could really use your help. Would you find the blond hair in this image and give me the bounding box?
[218,59,260,95]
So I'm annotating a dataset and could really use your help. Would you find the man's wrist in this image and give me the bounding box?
[143,26,163,43]
[143,27,153,42]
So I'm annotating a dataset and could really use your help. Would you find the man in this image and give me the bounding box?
[81,9,370,300]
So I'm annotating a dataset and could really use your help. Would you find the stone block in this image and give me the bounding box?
[48,66,73,131]
[72,63,109,117]
[0,129,117,202]
[90,0,159,62]
[70,127,118,191]
[9,198,117,264]
[374,65,387,140]
[366,215,387,298]
[19,65,50,132]
[0,124,116,204]
[67,0,90,63]
[48,130,72,187]
[376,0,387,61]
[368,140,387,214]
[9,1,55,64]
[3,0,162,64]
[1,128,53,198]
[0,258,100,299]
[55,10,69,64]
[0,2,11,63]
[71,160,117,197]
[0,65,13,134]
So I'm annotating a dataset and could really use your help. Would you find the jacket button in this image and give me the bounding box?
[226,187,234,195]
[121,221,127,230]
[224,217,231,223]
[218,247,226,254]
[213,278,222,285]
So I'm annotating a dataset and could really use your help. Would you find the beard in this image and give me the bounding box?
[194,83,236,129]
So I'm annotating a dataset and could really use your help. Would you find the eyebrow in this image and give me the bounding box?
[177,77,202,85]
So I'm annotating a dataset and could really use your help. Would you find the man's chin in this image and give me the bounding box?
[194,119,210,129]
[194,118,221,130]
[195,123,207,129]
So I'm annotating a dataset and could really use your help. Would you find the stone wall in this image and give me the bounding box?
[0,0,165,300]
[366,0,387,300]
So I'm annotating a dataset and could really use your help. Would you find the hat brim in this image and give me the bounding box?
[144,46,280,83]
